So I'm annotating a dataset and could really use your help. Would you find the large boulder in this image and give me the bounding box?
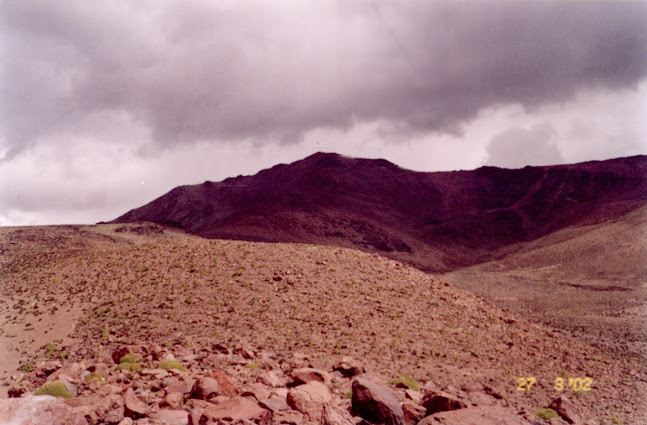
[351,376,405,425]
[0,395,88,425]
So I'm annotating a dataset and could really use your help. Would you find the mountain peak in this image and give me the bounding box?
[111,154,647,272]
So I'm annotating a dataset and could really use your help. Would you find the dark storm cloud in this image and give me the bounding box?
[2,0,646,158]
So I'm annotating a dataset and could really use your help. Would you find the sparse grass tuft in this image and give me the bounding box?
[84,373,105,382]
[244,363,260,369]
[119,353,137,364]
[34,381,74,398]
[389,374,419,391]
[533,408,558,420]
[158,359,187,372]
[116,362,141,372]
[18,362,34,373]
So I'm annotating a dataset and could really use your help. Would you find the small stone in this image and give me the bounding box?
[206,370,238,397]
[291,368,332,386]
[403,403,427,424]
[163,392,184,409]
[258,370,283,388]
[149,409,189,425]
[334,357,363,377]
[199,396,269,424]
[191,377,220,400]
[418,405,526,425]
[322,404,355,425]
[548,396,583,424]
[259,397,290,412]
[123,388,149,418]
[421,391,467,414]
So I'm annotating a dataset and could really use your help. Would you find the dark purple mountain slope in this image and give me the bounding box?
[111,152,647,271]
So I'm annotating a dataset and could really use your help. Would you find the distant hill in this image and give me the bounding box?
[111,152,647,272]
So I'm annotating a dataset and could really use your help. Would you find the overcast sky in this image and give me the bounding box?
[2,0,646,226]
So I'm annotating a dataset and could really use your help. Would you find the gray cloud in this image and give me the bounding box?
[0,0,647,156]
[2,0,646,160]
[485,123,564,168]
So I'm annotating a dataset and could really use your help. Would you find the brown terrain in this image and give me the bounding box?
[0,153,646,424]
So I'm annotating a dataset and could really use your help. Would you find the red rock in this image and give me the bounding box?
[418,405,532,425]
[322,404,355,425]
[112,347,131,365]
[548,396,583,424]
[403,403,427,425]
[165,377,195,395]
[0,395,88,425]
[333,357,363,377]
[190,377,220,400]
[123,387,149,418]
[163,392,184,409]
[140,368,169,379]
[286,381,332,420]
[291,367,332,386]
[48,363,84,382]
[258,370,283,388]
[421,391,467,414]
[259,397,290,412]
[93,394,125,424]
[199,397,269,424]
[206,370,238,397]
[351,376,405,425]
[34,360,63,378]
[150,409,190,425]
[188,399,212,409]
[240,382,271,401]
[272,410,306,424]
[188,407,205,425]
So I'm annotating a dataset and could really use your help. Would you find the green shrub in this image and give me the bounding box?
[84,373,105,382]
[533,409,558,420]
[244,363,260,370]
[119,353,137,364]
[34,381,74,398]
[389,374,419,391]
[18,362,34,373]
[116,362,141,372]
[158,359,187,372]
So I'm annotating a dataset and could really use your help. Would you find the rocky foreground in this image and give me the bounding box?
[1,224,645,424]
[2,342,585,425]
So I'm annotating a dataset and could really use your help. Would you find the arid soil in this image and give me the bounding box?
[442,205,647,362]
[1,223,646,423]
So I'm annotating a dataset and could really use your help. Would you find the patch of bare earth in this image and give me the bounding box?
[1,223,645,423]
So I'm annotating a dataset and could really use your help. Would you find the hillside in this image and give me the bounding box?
[111,153,647,272]
[1,224,645,423]
[442,205,647,361]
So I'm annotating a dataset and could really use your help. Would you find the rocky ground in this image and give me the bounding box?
[1,223,646,424]
[0,342,586,425]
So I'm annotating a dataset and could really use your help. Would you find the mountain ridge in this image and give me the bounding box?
[111,152,647,272]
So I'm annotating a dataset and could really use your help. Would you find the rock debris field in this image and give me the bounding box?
[0,223,645,424]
